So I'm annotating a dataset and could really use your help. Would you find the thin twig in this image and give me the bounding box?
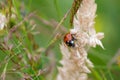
[45,33,61,56]
[33,15,67,33]
[33,15,67,56]
[53,8,71,34]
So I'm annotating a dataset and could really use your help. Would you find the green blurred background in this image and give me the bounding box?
[0,0,120,80]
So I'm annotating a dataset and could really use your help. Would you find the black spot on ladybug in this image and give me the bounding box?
[64,33,75,47]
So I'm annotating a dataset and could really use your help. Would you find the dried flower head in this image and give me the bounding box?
[0,13,7,30]
[57,0,104,80]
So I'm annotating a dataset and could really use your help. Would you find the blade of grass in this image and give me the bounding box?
[91,68,103,80]
[54,0,61,20]
[107,70,114,80]
[100,70,107,80]
[29,0,32,11]
[0,62,8,80]
[12,0,21,18]
[0,51,19,80]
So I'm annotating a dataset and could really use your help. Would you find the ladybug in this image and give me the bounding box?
[64,33,75,47]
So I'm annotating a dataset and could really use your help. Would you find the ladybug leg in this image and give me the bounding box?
[71,35,77,41]
[66,41,69,45]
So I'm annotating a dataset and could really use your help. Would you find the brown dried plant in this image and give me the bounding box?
[57,0,104,80]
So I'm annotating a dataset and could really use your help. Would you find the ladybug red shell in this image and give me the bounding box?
[64,33,75,47]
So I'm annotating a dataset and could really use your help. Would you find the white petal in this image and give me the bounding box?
[86,59,94,68]
[96,40,104,49]
[96,32,104,40]
[83,66,91,73]
[70,28,77,34]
